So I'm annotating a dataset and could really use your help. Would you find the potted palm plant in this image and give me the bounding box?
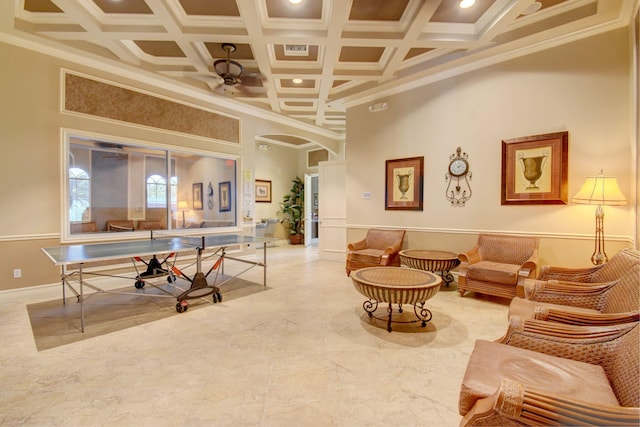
[279,176,304,244]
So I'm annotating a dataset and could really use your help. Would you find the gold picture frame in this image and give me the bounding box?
[219,181,231,212]
[255,179,272,203]
[501,131,568,205]
[385,156,424,210]
[192,182,203,210]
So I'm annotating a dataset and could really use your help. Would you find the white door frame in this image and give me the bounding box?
[304,173,318,247]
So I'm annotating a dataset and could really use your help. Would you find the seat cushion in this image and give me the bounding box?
[508,296,600,320]
[466,261,520,285]
[349,248,386,264]
[459,340,619,416]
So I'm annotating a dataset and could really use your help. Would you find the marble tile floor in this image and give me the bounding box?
[0,245,511,426]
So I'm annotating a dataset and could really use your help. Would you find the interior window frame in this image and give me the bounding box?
[62,129,240,243]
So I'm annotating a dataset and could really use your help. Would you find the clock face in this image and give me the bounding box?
[449,159,468,176]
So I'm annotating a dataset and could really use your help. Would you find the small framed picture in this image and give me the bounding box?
[501,131,568,205]
[255,179,272,203]
[192,183,203,210]
[218,181,232,212]
[385,156,424,210]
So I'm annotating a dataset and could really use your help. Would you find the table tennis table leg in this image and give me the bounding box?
[62,265,67,304]
[79,264,85,333]
[263,241,267,287]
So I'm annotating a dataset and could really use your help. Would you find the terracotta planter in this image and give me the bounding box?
[289,234,304,245]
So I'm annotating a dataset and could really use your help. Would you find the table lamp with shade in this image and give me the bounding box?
[571,170,627,265]
[178,201,189,228]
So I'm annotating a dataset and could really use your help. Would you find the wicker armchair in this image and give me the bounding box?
[459,319,639,426]
[509,263,640,326]
[458,233,539,299]
[106,220,135,232]
[345,229,405,277]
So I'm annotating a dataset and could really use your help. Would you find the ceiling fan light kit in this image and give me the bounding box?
[213,43,243,85]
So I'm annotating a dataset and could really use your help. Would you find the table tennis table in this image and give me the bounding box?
[42,232,274,332]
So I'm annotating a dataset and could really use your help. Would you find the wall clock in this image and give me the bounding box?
[207,182,214,209]
[445,147,472,206]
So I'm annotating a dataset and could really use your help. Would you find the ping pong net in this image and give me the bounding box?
[150,230,207,250]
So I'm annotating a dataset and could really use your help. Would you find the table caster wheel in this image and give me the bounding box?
[135,280,145,289]
[176,301,188,313]
[167,274,176,283]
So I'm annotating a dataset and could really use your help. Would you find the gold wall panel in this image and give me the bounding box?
[64,73,239,144]
[307,148,329,167]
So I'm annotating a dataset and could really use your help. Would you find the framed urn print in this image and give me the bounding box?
[219,181,231,212]
[192,183,203,210]
[501,131,568,205]
[385,156,424,210]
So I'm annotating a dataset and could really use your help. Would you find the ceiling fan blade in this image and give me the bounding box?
[234,84,255,97]
[239,74,263,87]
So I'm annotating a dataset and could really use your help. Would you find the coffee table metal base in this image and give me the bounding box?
[363,300,433,332]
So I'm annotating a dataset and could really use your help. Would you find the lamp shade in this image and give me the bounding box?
[178,201,189,210]
[571,171,627,206]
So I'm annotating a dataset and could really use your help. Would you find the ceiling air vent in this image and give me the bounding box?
[284,44,309,57]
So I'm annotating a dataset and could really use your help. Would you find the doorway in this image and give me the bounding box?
[304,173,319,247]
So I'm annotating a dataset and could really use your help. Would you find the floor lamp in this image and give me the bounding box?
[571,170,627,265]
[178,201,189,228]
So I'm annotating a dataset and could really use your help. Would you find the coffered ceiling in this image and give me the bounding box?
[6,0,638,138]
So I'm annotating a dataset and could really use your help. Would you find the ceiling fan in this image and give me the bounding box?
[210,43,264,97]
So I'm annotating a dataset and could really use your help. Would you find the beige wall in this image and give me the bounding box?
[0,41,332,290]
[346,28,637,268]
[253,142,300,221]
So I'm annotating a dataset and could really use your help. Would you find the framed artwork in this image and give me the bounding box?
[255,179,272,203]
[501,131,568,205]
[219,181,231,212]
[385,156,424,210]
[192,182,203,210]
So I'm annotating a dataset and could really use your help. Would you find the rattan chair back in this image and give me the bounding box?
[592,248,640,282]
[602,264,640,314]
[607,323,639,407]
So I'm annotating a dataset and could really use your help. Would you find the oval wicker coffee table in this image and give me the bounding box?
[350,266,442,332]
[399,249,461,287]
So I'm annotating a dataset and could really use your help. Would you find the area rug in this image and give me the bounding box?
[27,276,269,351]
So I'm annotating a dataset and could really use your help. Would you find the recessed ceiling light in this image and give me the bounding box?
[459,0,476,8]
[289,0,302,4]
[292,78,303,84]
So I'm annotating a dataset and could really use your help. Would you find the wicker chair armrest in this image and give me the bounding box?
[497,317,637,362]
[524,280,615,309]
[459,246,480,264]
[531,279,611,295]
[461,379,640,427]
[535,308,640,326]
[518,262,536,279]
[384,240,403,255]
[538,264,602,281]
[109,224,134,232]
[347,239,367,251]
[517,248,539,278]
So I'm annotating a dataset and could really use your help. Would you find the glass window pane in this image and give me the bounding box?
[66,137,237,237]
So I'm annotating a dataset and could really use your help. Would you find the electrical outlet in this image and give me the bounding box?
[13,269,21,279]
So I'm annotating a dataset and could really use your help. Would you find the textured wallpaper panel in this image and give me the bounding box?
[64,73,239,144]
